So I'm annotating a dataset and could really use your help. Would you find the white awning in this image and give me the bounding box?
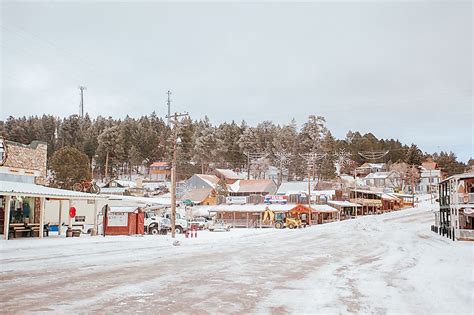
[109,206,140,213]
[0,180,105,200]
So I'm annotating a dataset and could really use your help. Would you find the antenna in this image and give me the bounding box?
[78,86,86,118]
[166,90,172,127]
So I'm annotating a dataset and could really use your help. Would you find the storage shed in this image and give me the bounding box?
[104,206,144,236]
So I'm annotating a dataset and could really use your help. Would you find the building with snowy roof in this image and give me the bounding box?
[363,171,402,189]
[356,163,386,177]
[183,174,220,190]
[213,168,246,184]
[227,179,277,196]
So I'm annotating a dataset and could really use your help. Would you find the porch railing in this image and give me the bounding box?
[457,193,474,204]
[458,229,474,240]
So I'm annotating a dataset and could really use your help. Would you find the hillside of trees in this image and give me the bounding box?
[0,113,470,184]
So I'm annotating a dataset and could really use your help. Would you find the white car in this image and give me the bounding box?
[188,217,210,230]
[208,220,231,232]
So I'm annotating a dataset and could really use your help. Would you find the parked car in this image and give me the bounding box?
[208,220,231,232]
[188,217,210,230]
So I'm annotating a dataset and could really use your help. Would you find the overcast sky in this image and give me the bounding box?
[1,1,472,161]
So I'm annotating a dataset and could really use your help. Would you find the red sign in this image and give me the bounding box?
[69,207,76,218]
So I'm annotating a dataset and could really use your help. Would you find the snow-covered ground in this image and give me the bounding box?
[1,198,472,314]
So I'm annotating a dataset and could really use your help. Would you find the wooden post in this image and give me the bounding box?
[259,212,262,228]
[233,212,236,228]
[39,197,45,238]
[68,200,73,229]
[3,196,12,240]
[58,200,62,235]
[93,199,98,236]
[246,212,249,228]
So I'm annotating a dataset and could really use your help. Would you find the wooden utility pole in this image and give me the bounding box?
[300,153,326,212]
[105,151,109,181]
[167,111,189,238]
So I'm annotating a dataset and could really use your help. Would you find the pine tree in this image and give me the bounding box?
[405,144,424,165]
[50,146,91,189]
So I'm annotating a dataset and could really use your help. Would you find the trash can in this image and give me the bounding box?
[66,227,73,237]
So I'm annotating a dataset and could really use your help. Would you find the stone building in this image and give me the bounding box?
[0,139,48,185]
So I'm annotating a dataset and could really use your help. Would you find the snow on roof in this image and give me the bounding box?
[328,200,362,207]
[105,195,171,206]
[364,172,394,179]
[195,174,220,188]
[100,187,127,194]
[109,206,140,213]
[311,204,338,213]
[209,204,298,213]
[358,163,385,169]
[227,180,275,193]
[277,181,312,195]
[208,203,336,213]
[352,189,382,195]
[392,193,415,198]
[382,193,400,201]
[214,169,246,180]
[181,188,213,203]
[0,180,105,199]
[312,190,336,196]
[109,180,137,188]
[142,182,167,190]
[189,205,215,217]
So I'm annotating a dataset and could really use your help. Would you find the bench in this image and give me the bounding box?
[27,223,50,237]
[9,223,32,238]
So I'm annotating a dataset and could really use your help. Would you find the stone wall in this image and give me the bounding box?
[4,140,48,184]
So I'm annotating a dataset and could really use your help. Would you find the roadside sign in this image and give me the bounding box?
[69,207,76,218]
[226,196,247,204]
[264,195,288,204]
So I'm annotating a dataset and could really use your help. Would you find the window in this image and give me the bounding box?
[75,216,85,222]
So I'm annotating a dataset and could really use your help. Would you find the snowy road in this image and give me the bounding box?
[1,202,473,314]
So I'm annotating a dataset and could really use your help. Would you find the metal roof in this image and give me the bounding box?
[328,200,362,207]
[440,172,474,184]
[0,180,104,199]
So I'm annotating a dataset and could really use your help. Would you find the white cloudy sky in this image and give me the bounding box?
[1,1,472,161]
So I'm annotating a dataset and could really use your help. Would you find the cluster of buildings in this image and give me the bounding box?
[1,138,472,241]
[355,162,442,194]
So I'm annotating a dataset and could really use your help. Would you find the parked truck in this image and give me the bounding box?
[144,212,170,235]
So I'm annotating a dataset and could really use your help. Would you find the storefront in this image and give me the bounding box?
[1,180,104,240]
